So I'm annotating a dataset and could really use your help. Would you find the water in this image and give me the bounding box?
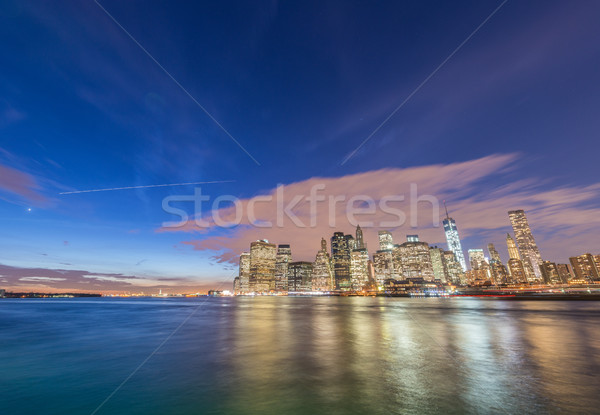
[1,297,599,414]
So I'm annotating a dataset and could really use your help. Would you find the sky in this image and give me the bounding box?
[0,0,599,293]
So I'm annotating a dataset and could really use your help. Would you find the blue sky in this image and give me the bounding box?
[1,0,599,292]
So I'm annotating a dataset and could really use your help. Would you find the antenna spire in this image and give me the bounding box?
[443,200,449,219]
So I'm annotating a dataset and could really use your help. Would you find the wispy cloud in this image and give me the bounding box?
[0,163,47,204]
[0,263,215,294]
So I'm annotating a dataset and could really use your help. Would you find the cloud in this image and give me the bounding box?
[0,263,219,294]
[0,163,47,203]
[161,154,600,265]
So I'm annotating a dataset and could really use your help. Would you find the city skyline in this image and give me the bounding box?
[233,208,598,294]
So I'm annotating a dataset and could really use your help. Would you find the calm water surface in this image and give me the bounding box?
[1,297,599,414]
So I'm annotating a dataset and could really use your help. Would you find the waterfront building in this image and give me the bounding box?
[507,258,527,284]
[350,248,370,291]
[249,240,277,292]
[442,203,467,271]
[556,263,573,282]
[393,240,435,281]
[442,250,465,285]
[312,238,334,291]
[355,225,366,250]
[233,277,241,294]
[489,261,509,285]
[508,210,543,282]
[373,250,394,289]
[429,246,447,282]
[506,233,521,260]
[274,244,292,291]
[288,261,313,291]
[468,249,486,270]
[569,254,600,281]
[487,243,502,264]
[331,232,352,290]
[540,261,564,284]
[239,252,250,293]
[378,230,394,251]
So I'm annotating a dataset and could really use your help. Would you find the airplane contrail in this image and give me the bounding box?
[59,180,235,195]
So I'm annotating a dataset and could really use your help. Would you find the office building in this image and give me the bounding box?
[249,240,277,292]
[274,244,292,291]
[378,230,394,251]
[508,210,543,281]
[442,203,467,271]
[288,262,313,291]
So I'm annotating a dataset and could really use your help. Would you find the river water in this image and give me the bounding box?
[1,297,599,414]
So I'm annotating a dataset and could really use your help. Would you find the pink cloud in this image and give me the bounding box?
[160,154,600,265]
[0,163,47,203]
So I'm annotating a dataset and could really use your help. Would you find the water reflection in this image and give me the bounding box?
[1,298,599,414]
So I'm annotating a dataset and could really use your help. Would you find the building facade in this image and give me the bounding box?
[249,240,277,292]
[508,210,543,282]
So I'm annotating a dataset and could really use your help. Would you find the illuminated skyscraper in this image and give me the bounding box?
[331,232,352,290]
[249,240,277,292]
[350,248,369,291]
[393,240,434,281]
[378,230,394,251]
[373,250,394,288]
[569,254,600,281]
[468,249,486,270]
[507,258,527,283]
[487,243,507,284]
[429,246,447,282]
[355,225,365,250]
[288,261,313,291]
[508,210,543,282]
[238,252,250,293]
[442,250,465,285]
[487,243,502,264]
[312,238,334,291]
[275,244,292,291]
[442,202,467,271]
[540,261,563,284]
[556,263,573,282]
[506,233,520,260]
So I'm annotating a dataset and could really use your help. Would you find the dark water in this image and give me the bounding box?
[1,297,599,414]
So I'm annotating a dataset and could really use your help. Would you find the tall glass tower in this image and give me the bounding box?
[442,202,467,271]
[508,209,543,281]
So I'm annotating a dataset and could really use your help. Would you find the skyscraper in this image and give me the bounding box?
[312,238,334,291]
[540,261,563,285]
[355,225,365,250]
[393,240,435,281]
[442,203,467,271]
[378,230,394,251]
[249,240,277,292]
[506,233,520,260]
[468,249,486,270]
[429,246,447,282]
[350,248,369,291]
[288,262,313,292]
[487,243,502,264]
[238,252,250,293]
[442,250,465,285]
[569,254,600,281]
[508,210,543,282]
[331,232,351,290]
[373,249,394,289]
[275,244,292,291]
